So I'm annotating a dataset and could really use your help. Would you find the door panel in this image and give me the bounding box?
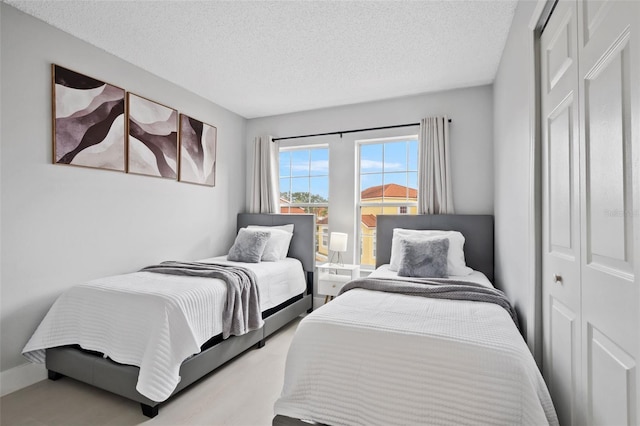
[550,298,578,426]
[588,324,636,425]
[582,0,612,45]
[584,37,633,274]
[578,0,640,424]
[547,14,574,91]
[541,2,581,424]
[548,98,575,255]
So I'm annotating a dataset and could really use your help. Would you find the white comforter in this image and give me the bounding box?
[22,256,305,402]
[274,270,558,425]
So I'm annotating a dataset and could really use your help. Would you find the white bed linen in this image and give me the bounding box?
[274,274,558,425]
[200,256,307,311]
[22,256,305,402]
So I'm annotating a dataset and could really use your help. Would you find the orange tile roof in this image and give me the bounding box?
[280,205,306,214]
[361,214,377,228]
[280,198,306,214]
[361,183,417,200]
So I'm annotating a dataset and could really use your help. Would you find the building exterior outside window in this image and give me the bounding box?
[360,184,418,266]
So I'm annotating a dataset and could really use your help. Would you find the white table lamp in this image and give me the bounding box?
[329,232,348,266]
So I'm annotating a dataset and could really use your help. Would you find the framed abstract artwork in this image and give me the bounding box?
[127,93,178,179]
[179,114,217,186]
[52,64,125,171]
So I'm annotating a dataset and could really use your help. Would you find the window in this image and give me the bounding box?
[358,137,418,268]
[279,146,329,261]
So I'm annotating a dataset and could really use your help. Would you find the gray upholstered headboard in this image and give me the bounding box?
[376,214,494,282]
[237,213,316,294]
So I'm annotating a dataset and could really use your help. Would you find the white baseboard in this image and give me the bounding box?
[0,362,47,397]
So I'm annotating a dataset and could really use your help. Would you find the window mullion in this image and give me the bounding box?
[308,149,312,198]
[381,142,385,204]
[406,141,409,199]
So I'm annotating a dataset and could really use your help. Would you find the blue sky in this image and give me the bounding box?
[280,149,330,200]
[359,140,417,194]
[280,139,418,202]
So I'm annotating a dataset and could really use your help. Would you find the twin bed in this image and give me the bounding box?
[22,213,315,417]
[273,214,558,426]
[23,212,557,424]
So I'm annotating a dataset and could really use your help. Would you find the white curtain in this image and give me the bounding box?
[418,116,454,214]
[249,135,280,213]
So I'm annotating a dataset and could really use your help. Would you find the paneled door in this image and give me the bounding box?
[541,1,640,425]
[541,1,582,424]
[577,0,639,424]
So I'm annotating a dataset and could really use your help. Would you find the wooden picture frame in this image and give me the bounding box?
[52,64,126,172]
[179,114,217,186]
[127,93,178,179]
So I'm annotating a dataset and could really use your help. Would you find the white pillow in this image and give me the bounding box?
[248,224,294,233]
[247,225,294,261]
[389,228,473,276]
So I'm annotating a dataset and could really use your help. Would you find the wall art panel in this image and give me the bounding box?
[179,114,217,186]
[52,64,125,171]
[127,93,178,178]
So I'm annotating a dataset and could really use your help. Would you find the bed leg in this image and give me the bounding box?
[47,370,63,381]
[257,339,266,349]
[141,403,159,418]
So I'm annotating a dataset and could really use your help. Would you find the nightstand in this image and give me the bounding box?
[317,263,360,304]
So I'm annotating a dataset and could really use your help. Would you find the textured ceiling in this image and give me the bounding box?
[5,0,517,119]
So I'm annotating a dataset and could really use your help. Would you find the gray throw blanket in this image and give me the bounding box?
[340,277,519,330]
[140,261,264,339]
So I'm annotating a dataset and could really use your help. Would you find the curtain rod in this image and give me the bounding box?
[272,119,452,142]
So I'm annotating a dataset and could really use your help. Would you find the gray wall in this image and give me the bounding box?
[0,4,247,372]
[247,85,494,264]
[493,0,541,360]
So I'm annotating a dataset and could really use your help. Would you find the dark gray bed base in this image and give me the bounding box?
[273,214,494,426]
[273,414,323,426]
[46,213,315,418]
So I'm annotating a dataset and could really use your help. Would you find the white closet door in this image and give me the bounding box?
[541,2,582,424]
[577,1,639,424]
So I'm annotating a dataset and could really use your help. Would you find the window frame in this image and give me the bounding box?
[356,135,419,269]
[279,144,330,262]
